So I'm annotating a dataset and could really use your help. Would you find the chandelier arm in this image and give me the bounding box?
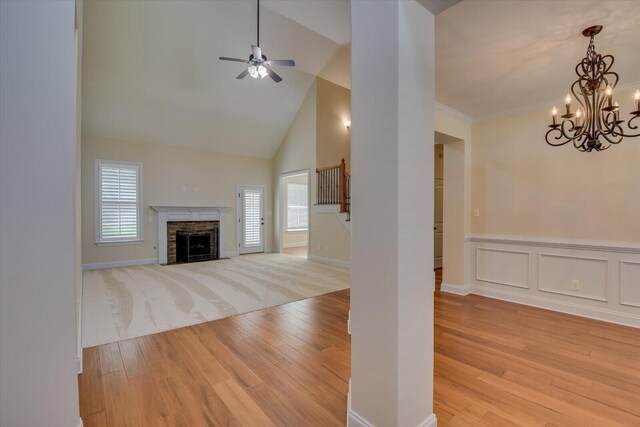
[600,129,623,145]
[573,135,588,150]
[545,128,572,146]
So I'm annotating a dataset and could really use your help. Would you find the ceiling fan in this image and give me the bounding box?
[219,0,295,83]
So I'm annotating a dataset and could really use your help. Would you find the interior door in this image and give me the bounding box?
[238,185,265,254]
[434,145,444,269]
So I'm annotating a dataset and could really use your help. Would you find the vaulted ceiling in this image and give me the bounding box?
[81,0,350,159]
[82,0,640,157]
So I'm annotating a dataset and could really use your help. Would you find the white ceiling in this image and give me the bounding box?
[83,0,640,157]
[81,0,349,159]
[436,0,640,119]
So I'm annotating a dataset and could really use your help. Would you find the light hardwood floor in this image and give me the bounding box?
[79,286,640,426]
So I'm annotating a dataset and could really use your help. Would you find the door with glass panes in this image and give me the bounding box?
[237,185,265,254]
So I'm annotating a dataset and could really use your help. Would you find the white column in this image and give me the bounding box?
[1,1,81,426]
[350,1,436,426]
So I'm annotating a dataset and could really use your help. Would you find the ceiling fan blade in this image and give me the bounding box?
[265,67,282,83]
[219,57,248,63]
[236,69,249,79]
[267,59,295,67]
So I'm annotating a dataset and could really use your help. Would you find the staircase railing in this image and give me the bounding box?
[316,158,351,216]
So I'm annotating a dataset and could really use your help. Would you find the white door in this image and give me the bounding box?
[238,185,265,254]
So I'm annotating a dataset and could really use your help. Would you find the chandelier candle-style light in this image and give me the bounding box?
[546,25,640,152]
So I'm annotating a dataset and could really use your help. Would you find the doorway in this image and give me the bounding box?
[237,185,265,254]
[434,144,444,269]
[278,171,310,258]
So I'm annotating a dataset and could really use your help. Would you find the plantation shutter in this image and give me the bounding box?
[243,188,262,246]
[97,161,142,243]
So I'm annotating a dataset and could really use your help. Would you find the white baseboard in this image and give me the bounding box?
[308,254,351,269]
[283,242,307,248]
[78,418,84,427]
[82,258,157,270]
[440,282,471,296]
[418,414,438,427]
[470,285,640,328]
[347,410,437,427]
[347,410,372,427]
[77,356,83,375]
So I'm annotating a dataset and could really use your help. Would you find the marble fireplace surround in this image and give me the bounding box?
[151,206,231,264]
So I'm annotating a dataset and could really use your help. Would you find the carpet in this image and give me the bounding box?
[81,253,350,347]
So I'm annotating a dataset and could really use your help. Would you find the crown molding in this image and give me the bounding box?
[435,102,474,124]
[473,80,640,124]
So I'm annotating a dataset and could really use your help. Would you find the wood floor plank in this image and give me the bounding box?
[194,328,263,389]
[83,410,108,427]
[98,342,123,375]
[118,338,148,378]
[80,286,640,427]
[78,346,105,418]
[211,380,276,426]
[102,370,142,427]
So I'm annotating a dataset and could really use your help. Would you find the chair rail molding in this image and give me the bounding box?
[448,234,640,328]
[151,206,232,264]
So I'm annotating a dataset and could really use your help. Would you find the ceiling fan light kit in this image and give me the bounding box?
[545,25,640,152]
[219,0,296,83]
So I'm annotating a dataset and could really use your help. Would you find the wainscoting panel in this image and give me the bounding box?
[620,261,640,308]
[459,235,640,328]
[538,254,608,302]
[476,248,530,289]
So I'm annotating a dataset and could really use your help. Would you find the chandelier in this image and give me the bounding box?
[546,25,640,152]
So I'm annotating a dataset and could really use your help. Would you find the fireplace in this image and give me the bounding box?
[176,231,216,263]
[167,221,219,264]
[151,206,231,265]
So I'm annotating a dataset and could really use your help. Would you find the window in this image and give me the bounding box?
[95,160,143,245]
[286,182,308,231]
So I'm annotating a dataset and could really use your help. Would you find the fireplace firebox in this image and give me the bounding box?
[167,220,219,264]
[176,230,218,263]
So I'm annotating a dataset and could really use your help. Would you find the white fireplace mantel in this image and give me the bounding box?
[151,206,232,264]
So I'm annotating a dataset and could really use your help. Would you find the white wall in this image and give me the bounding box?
[0,1,81,426]
[75,0,84,372]
[82,135,274,265]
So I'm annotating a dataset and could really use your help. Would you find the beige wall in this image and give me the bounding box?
[316,77,351,169]
[313,78,351,263]
[471,89,640,243]
[273,79,352,264]
[274,82,317,252]
[435,109,472,287]
[82,135,274,264]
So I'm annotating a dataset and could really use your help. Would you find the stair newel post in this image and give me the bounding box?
[340,158,346,213]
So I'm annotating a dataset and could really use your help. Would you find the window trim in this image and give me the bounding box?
[94,159,144,246]
[285,181,309,233]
